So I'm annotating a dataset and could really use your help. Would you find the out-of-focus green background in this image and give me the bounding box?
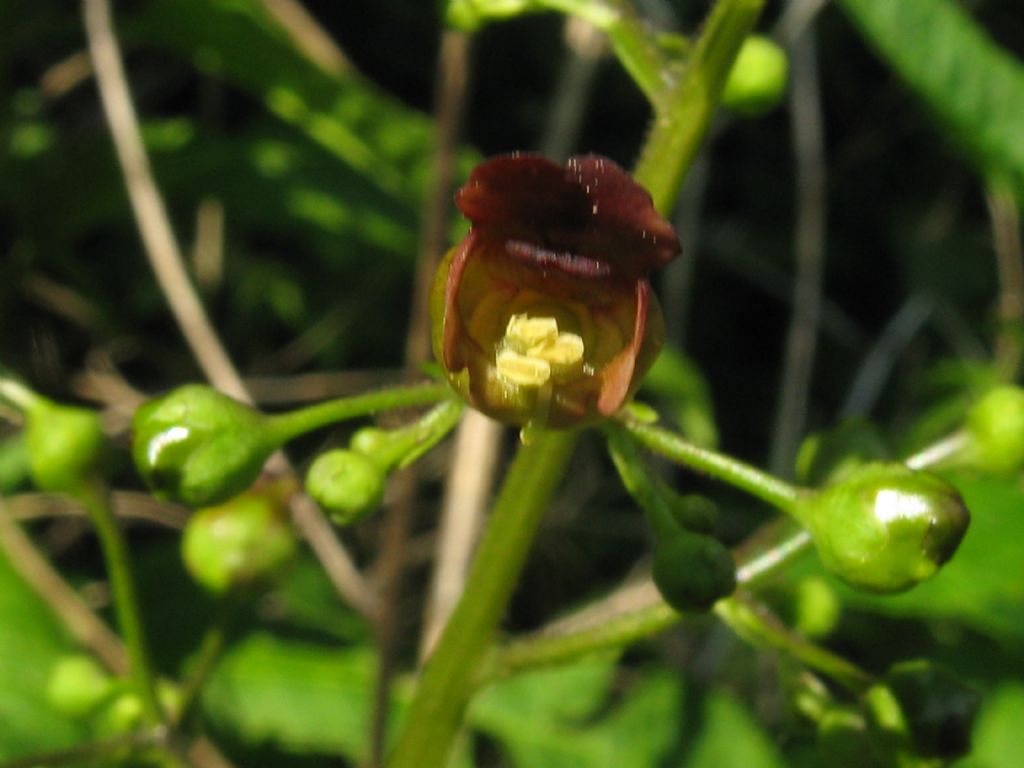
[1,0,1023,765]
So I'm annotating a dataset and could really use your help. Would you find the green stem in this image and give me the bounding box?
[604,1,672,106]
[713,591,873,693]
[615,418,802,513]
[174,599,238,729]
[386,430,577,768]
[633,0,766,212]
[263,381,453,445]
[76,481,164,725]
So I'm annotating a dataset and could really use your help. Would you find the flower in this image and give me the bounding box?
[432,153,681,428]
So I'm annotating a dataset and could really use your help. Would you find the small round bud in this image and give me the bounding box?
[96,691,143,735]
[46,654,114,717]
[182,485,297,595]
[349,426,391,458]
[306,449,385,526]
[132,385,272,507]
[965,385,1024,475]
[795,463,969,593]
[793,576,841,639]
[875,660,979,759]
[652,533,736,612]
[722,36,789,116]
[26,400,106,492]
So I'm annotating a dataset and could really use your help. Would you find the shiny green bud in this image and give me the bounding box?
[26,400,107,492]
[965,385,1024,475]
[182,483,297,595]
[46,654,114,717]
[652,532,736,612]
[305,449,385,526]
[722,36,789,116]
[132,385,272,507]
[874,660,979,759]
[795,463,969,593]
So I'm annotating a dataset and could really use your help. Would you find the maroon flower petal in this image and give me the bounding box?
[455,153,680,280]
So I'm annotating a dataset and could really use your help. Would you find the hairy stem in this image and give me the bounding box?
[386,430,576,768]
[634,0,766,212]
[263,381,452,445]
[615,418,802,513]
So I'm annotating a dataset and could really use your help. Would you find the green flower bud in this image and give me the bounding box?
[182,482,297,595]
[25,400,107,492]
[132,385,273,507]
[795,419,891,486]
[305,449,386,526]
[95,691,143,735]
[874,660,979,759]
[965,385,1024,475]
[795,463,969,593]
[652,532,736,612]
[722,35,789,116]
[46,654,114,717]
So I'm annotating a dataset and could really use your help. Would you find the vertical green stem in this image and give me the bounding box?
[634,0,766,211]
[76,481,164,725]
[387,430,577,768]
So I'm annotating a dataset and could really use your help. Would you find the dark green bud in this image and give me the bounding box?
[46,654,114,717]
[873,661,979,759]
[795,463,969,593]
[182,482,297,595]
[652,532,736,612]
[305,449,386,526]
[132,385,273,507]
[795,419,891,485]
[965,385,1024,475]
[25,400,107,492]
[721,36,788,116]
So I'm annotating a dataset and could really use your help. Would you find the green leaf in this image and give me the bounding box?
[0,544,88,758]
[681,692,786,768]
[837,0,1024,190]
[954,682,1024,768]
[470,660,682,768]
[202,632,376,761]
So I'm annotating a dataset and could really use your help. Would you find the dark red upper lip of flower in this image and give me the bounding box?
[455,153,681,281]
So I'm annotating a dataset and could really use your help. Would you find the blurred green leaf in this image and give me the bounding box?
[202,632,375,761]
[0,545,88,758]
[681,692,786,768]
[470,660,682,767]
[838,0,1024,190]
[642,344,719,447]
[954,682,1024,768]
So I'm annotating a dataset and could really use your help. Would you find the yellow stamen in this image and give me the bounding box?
[496,314,585,388]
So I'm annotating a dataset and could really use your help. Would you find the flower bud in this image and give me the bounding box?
[182,482,297,595]
[965,385,1024,475]
[793,576,841,639]
[305,449,386,526]
[722,35,789,116]
[46,654,114,717]
[795,463,969,593]
[652,532,736,612]
[25,399,107,492]
[132,385,273,507]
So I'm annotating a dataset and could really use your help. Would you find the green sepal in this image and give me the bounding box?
[652,532,737,612]
[131,384,274,507]
[794,462,969,593]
